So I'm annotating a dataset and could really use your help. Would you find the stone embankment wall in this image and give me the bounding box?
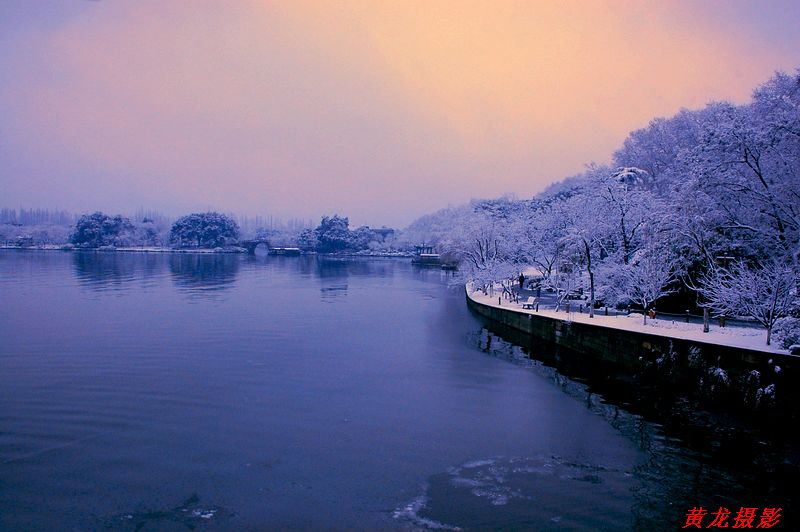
[466,290,799,415]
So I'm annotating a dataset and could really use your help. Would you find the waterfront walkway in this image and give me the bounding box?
[468,286,790,356]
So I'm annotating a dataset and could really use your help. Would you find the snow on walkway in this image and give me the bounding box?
[468,288,790,356]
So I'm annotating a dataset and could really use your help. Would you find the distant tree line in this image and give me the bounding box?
[3,208,403,255]
[68,211,241,249]
[235,214,313,236]
[0,208,76,226]
[297,215,397,253]
[405,69,800,346]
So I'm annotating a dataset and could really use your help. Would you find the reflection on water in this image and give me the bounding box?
[1,251,796,530]
[71,251,242,297]
[169,253,240,295]
[72,251,166,292]
[68,252,406,300]
[315,257,350,299]
[312,257,400,299]
[461,321,799,530]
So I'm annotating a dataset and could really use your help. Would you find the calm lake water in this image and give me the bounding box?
[0,251,795,530]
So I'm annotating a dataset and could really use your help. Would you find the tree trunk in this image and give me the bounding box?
[703,308,709,333]
[585,239,595,318]
[767,292,778,346]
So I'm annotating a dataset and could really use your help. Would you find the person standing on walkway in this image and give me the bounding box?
[518,273,525,290]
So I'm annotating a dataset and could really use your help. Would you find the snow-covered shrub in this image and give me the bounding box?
[708,367,729,386]
[687,346,704,369]
[706,366,730,397]
[772,316,800,349]
[755,383,776,408]
[655,344,677,372]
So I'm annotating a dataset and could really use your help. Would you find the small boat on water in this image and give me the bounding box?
[411,245,442,266]
[411,253,443,266]
[411,245,457,269]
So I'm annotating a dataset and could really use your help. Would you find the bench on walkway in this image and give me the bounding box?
[521,296,538,310]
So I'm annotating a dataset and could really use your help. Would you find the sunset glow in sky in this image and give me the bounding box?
[1,1,798,226]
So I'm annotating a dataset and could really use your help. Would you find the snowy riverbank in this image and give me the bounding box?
[467,286,790,356]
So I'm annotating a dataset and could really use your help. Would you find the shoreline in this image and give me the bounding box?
[0,245,415,258]
[466,285,791,356]
[466,284,799,414]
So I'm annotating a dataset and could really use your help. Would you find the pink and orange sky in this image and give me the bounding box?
[1,1,798,227]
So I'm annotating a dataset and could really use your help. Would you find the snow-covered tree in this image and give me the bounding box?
[662,179,729,272]
[449,214,516,295]
[314,215,352,252]
[507,201,568,283]
[559,190,610,317]
[617,248,680,324]
[71,212,135,248]
[297,228,318,251]
[401,204,480,251]
[613,109,703,186]
[132,218,162,246]
[170,212,240,248]
[399,67,800,324]
[694,97,799,259]
[593,166,658,264]
[350,226,376,250]
[699,259,798,345]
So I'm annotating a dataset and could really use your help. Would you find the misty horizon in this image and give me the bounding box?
[2,1,800,227]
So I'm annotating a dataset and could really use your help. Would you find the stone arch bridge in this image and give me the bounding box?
[238,239,270,255]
